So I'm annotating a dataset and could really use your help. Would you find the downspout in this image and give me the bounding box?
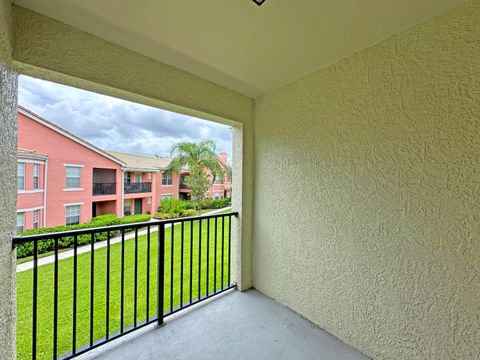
[121,169,125,217]
[43,158,48,227]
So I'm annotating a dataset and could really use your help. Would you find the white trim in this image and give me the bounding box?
[19,107,126,166]
[17,205,44,213]
[161,185,174,188]
[64,163,84,168]
[18,189,44,194]
[63,188,84,192]
[64,202,84,207]
[43,159,48,226]
[17,159,45,164]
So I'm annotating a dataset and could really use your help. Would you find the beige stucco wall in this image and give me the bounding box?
[11,6,255,290]
[254,0,480,359]
[0,0,17,358]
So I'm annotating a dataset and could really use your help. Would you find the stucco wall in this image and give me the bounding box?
[254,1,480,359]
[0,0,17,358]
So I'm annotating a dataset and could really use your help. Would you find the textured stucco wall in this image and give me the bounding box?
[11,6,254,290]
[0,0,17,359]
[254,1,480,359]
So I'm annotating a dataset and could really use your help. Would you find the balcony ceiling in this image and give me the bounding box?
[14,0,465,97]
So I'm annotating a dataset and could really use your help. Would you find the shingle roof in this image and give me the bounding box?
[105,150,172,171]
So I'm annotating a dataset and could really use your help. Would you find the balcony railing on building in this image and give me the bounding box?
[179,182,189,190]
[124,182,152,194]
[13,212,236,360]
[92,182,116,195]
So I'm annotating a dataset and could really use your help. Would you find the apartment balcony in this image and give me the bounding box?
[92,182,116,196]
[124,182,152,194]
[12,212,367,360]
[179,182,190,190]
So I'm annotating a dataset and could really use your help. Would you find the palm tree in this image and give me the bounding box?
[167,140,224,212]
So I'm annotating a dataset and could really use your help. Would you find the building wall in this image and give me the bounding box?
[254,1,480,359]
[18,112,123,226]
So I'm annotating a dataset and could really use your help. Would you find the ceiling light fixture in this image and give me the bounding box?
[252,0,266,6]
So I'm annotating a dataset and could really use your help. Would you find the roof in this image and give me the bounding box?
[18,105,126,167]
[17,147,48,161]
[105,150,172,171]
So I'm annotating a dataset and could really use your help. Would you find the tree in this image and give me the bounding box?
[167,140,224,212]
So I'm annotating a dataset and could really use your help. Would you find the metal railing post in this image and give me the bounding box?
[156,223,165,328]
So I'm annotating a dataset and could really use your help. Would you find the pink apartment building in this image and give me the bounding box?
[17,106,231,231]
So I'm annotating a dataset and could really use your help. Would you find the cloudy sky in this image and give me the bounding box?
[19,75,232,160]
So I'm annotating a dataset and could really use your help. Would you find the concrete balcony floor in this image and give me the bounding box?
[80,289,369,360]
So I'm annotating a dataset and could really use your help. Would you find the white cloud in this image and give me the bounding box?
[18,75,232,160]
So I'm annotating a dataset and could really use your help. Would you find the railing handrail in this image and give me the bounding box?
[12,212,239,246]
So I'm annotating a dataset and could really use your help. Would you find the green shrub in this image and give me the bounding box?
[120,214,151,224]
[154,212,173,220]
[212,197,231,209]
[158,197,189,214]
[15,213,152,259]
[181,209,198,217]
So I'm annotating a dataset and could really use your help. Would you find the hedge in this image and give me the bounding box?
[16,213,151,259]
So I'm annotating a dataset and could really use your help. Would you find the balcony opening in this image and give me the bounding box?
[14,75,237,360]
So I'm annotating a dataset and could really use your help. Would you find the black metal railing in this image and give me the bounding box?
[92,182,116,195]
[179,183,189,190]
[13,212,237,360]
[124,182,152,194]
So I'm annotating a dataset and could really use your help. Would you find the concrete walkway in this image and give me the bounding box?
[16,207,231,272]
[79,289,370,360]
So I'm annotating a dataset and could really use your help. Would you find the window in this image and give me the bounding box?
[125,172,131,184]
[16,213,24,233]
[214,191,222,200]
[215,175,224,184]
[33,209,40,229]
[17,163,25,190]
[66,166,81,188]
[124,201,131,215]
[162,173,173,186]
[33,164,39,189]
[135,173,142,183]
[162,194,174,200]
[66,205,81,225]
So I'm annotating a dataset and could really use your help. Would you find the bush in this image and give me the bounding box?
[211,197,231,209]
[120,214,151,224]
[154,212,173,220]
[158,197,190,214]
[181,209,198,217]
[16,213,151,259]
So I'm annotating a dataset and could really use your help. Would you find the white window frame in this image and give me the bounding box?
[17,162,25,190]
[124,200,132,215]
[161,193,174,200]
[135,172,142,183]
[65,204,81,225]
[214,175,224,184]
[162,173,173,186]
[33,163,40,189]
[65,166,82,189]
[16,212,25,233]
[33,209,40,229]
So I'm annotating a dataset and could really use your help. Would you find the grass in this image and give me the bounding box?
[16,214,232,360]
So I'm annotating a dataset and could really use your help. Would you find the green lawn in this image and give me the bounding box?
[16,215,232,360]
